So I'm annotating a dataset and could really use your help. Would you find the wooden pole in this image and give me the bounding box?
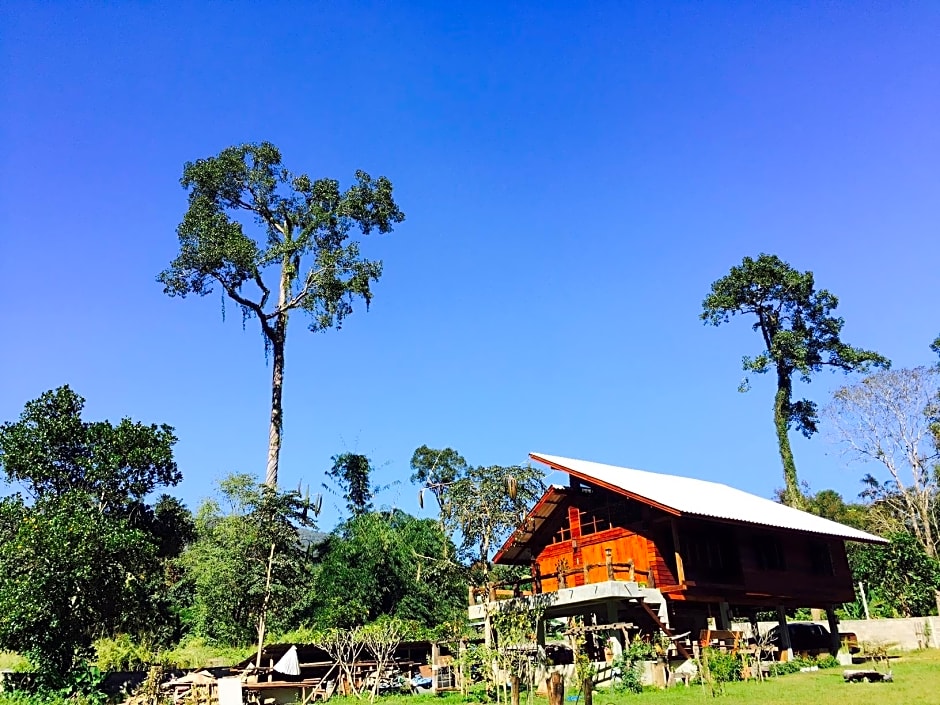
[547,673,564,705]
[605,548,614,581]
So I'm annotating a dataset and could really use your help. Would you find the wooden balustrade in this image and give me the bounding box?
[469,553,651,605]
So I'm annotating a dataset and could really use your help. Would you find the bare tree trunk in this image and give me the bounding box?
[265,334,285,488]
[265,252,292,489]
[774,372,803,508]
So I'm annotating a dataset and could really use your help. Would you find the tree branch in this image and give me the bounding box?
[215,275,276,340]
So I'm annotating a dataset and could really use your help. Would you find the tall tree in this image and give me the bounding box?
[326,453,378,517]
[0,386,184,680]
[159,142,404,487]
[702,254,888,507]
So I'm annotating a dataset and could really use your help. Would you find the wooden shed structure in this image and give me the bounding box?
[470,453,885,658]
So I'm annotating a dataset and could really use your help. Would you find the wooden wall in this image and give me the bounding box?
[525,485,856,606]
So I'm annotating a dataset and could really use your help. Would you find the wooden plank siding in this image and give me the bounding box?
[522,483,856,606]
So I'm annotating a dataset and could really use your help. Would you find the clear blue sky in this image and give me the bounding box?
[1,2,938,530]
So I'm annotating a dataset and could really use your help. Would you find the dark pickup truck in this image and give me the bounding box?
[764,622,859,655]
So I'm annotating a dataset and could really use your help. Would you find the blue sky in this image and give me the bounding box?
[1,2,938,530]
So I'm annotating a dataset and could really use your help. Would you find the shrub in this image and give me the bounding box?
[704,649,742,683]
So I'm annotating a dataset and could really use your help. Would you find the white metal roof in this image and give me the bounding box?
[530,452,886,544]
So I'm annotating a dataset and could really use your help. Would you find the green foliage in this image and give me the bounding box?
[0,387,185,684]
[612,658,644,694]
[159,142,404,487]
[0,386,180,507]
[767,654,839,676]
[410,446,469,511]
[412,447,544,577]
[703,649,741,683]
[177,475,314,644]
[805,489,871,530]
[702,253,888,506]
[94,634,163,672]
[326,453,377,517]
[612,636,657,695]
[304,510,466,630]
[850,532,940,617]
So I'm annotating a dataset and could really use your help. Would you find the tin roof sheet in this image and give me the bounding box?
[530,452,886,544]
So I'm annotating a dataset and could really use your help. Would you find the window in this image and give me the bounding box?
[807,540,834,576]
[579,509,612,536]
[753,536,787,571]
[680,527,742,582]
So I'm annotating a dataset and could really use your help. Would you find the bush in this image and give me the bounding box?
[768,654,839,677]
[94,634,163,672]
[614,662,643,694]
[704,649,741,683]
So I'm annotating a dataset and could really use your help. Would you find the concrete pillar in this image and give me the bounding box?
[825,605,841,656]
[776,606,793,661]
[607,600,624,648]
[536,616,546,647]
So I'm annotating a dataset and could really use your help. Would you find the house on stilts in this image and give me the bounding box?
[469,453,885,662]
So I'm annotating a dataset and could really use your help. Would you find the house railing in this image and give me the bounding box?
[470,549,652,605]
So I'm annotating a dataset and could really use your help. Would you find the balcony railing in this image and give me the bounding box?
[469,548,652,605]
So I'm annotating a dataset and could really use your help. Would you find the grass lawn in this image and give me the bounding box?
[354,650,940,705]
[596,651,938,704]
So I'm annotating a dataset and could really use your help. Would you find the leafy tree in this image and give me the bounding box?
[325,453,377,517]
[411,447,545,580]
[177,474,314,645]
[805,489,871,531]
[701,254,888,506]
[826,366,940,557]
[304,510,466,630]
[410,445,469,512]
[850,532,940,617]
[159,142,404,487]
[0,385,180,507]
[0,387,185,681]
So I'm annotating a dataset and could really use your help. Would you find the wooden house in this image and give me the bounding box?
[471,453,885,658]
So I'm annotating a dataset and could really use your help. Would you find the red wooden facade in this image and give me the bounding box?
[495,479,856,607]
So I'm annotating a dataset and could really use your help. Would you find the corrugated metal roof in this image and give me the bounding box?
[494,486,570,563]
[530,452,886,544]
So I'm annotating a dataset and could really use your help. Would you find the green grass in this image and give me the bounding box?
[596,650,940,705]
[333,650,940,705]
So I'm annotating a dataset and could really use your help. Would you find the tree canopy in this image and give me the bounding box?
[304,510,466,630]
[326,453,378,517]
[177,474,315,645]
[0,387,186,681]
[410,446,544,579]
[702,253,888,506]
[159,142,404,487]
